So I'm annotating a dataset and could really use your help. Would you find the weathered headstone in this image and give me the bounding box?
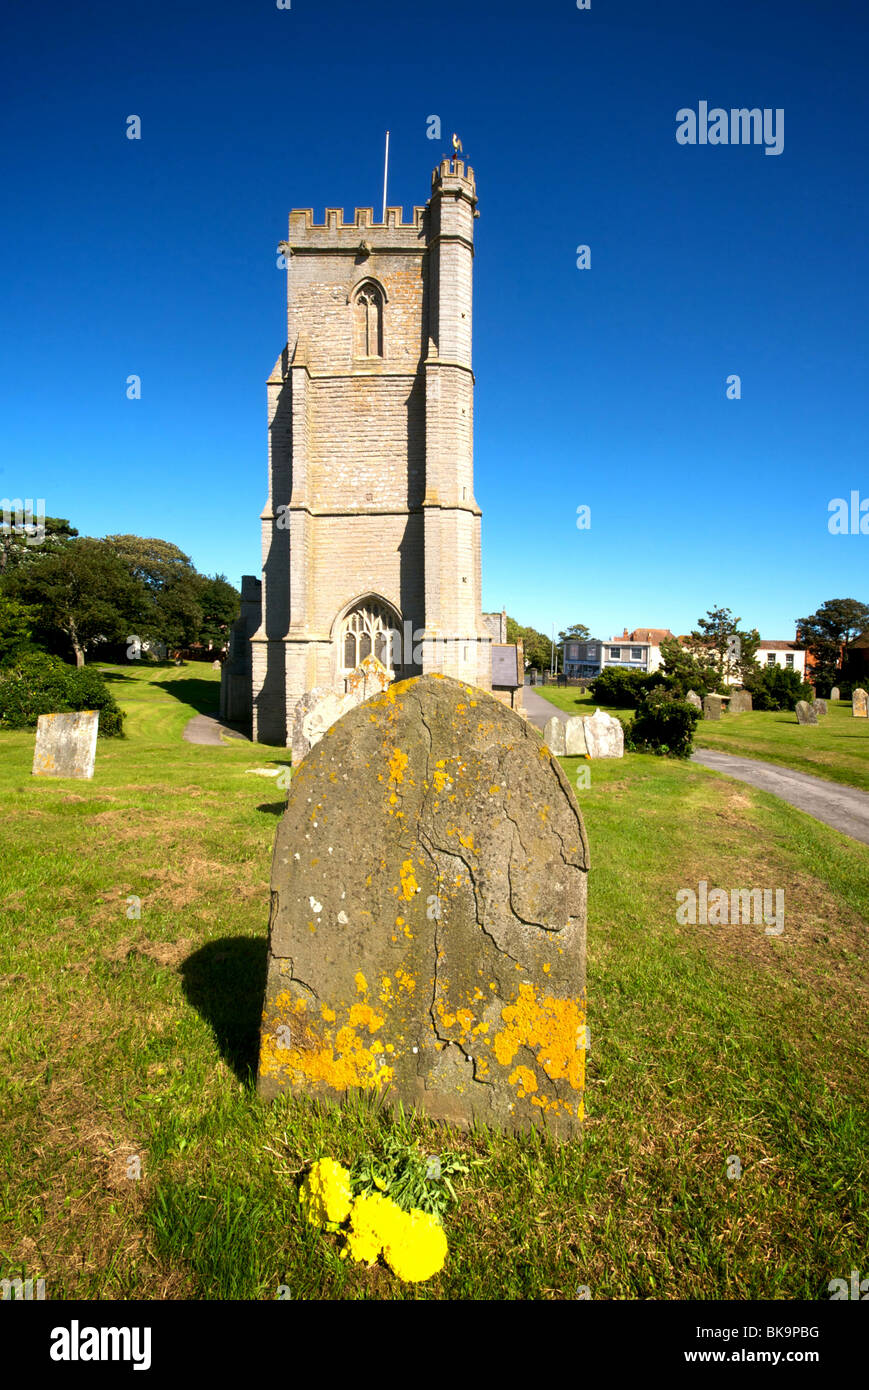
[212,659,221,670]
[814,698,827,717]
[729,691,753,714]
[795,700,817,725]
[702,695,722,720]
[292,655,392,764]
[852,688,868,718]
[582,708,624,759]
[564,715,588,757]
[32,710,99,780]
[543,715,566,756]
[830,687,840,702]
[258,675,588,1138]
[685,690,702,710]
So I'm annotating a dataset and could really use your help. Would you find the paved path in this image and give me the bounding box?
[183,711,251,746]
[522,686,561,731]
[691,748,869,846]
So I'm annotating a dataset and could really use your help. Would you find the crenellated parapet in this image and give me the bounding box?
[285,204,427,253]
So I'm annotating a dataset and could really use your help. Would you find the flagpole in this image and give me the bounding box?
[382,130,390,222]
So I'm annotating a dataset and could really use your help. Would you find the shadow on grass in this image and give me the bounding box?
[154,676,220,716]
[181,936,268,1085]
[257,802,287,816]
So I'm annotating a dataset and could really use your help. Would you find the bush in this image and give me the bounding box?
[587,667,666,709]
[626,686,700,758]
[0,652,125,736]
[741,664,813,712]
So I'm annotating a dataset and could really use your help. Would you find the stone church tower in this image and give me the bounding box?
[222,156,497,746]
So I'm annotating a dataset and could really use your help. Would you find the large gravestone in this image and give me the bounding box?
[852,689,868,718]
[730,691,753,714]
[292,655,392,765]
[258,675,589,1138]
[795,700,817,725]
[831,687,841,702]
[32,711,99,779]
[685,690,702,711]
[564,715,588,757]
[543,715,566,756]
[814,699,827,717]
[582,708,624,759]
[703,695,722,720]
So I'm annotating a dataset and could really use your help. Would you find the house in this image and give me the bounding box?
[755,640,806,678]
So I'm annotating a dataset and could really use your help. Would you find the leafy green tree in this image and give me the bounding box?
[659,636,723,697]
[0,515,78,575]
[506,616,551,672]
[193,573,241,650]
[3,538,148,666]
[796,599,869,681]
[685,607,759,685]
[0,595,38,665]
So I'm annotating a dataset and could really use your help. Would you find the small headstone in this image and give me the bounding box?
[292,655,392,764]
[32,710,99,780]
[258,675,589,1138]
[212,659,221,670]
[702,695,722,720]
[814,699,827,717]
[543,716,566,756]
[830,686,840,702]
[795,700,817,725]
[582,708,624,759]
[729,691,753,714]
[564,716,588,757]
[852,688,868,718]
[685,690,702,710]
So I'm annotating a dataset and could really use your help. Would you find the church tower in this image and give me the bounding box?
[245,157,492,745]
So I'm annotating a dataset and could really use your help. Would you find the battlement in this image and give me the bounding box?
[287,205,427,237]
[431,158,476,192]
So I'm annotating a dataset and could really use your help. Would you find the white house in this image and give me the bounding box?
[755,640,806,677]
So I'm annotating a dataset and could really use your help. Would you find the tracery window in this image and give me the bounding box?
[339,600,399,677]
[353,282,383,357]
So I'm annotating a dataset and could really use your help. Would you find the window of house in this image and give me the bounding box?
[631,647,642,661]
[767,653,776,666]
[609,647,620,659]
[785,653,794,668]
[353,282,383,357]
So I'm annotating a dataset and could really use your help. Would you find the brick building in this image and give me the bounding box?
[222,157,512,744]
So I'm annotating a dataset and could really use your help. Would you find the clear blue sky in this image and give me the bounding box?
[2,0,867,642]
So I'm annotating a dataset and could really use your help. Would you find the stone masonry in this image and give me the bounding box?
[234,158,494,745]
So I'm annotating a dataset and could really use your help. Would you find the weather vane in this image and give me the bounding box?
[452,133,463,157]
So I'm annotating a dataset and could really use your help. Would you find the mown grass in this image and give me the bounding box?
[534,685,869,793]
[1,663,866,1299]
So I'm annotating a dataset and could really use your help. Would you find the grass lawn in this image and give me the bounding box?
[534,686,869,795]
[1,662,867,1300]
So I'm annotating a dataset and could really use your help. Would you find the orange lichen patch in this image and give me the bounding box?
[348,1003,384,1033]
[488,785,500,795]
[455,1007,474,1033]
[321,1005,336,1022]
[388,747,408,783]
[394,967,416,993]
[432,768,450,792]
[508,1065,538,1098]
[399,859,418,900]
[275,991,307,1014]
[543,963,551,974]
[458,831,477,854]
[379,976,393,1003]
[492,983,586,1093]
[354,971,368,995]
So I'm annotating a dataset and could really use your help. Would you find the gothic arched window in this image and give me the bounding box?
[353,282,383,358]
[339,600,399,678]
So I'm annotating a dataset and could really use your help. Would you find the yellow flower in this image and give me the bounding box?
[344,1192,405,1264]
[383,1208,448,1283]
[299,1158,352,1227]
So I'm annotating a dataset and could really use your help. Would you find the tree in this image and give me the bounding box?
[796,599,869,681]
[103,536,240,651]
[3,538,149,666]
[0,596,38,665]
[0,515,78,574]
[685,607,759,685]
[506,616,551,671]
[193,573,241,650]
[659,635,723,697]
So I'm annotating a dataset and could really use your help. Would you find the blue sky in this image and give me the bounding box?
[2,0,867,642]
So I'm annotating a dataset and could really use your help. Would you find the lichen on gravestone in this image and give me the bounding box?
[258,674,589,1138]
